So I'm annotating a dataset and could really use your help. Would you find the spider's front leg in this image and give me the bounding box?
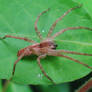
[47,5,82,38]
[57,54,92,69]
[47,49,92,69]
[56,50,92,56]
[50,50,92,69]
[51,26,92,39]
[37,54,56,84]
[0,35,36,43]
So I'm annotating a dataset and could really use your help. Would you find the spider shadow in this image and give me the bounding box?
[22,55,38,62]
[22,54,64,71]
[22,55,57,62]
[23,55,58,62]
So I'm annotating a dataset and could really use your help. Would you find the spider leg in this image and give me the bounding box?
[51,26,92,39]
[56,50,92,56]
[0,35,36,43]
[37,55,56,84]
[47,5,82,38]
[2,53,25,92]
[12,53,25,76]
[35,8,50,40]
[46,49,92,69]
[56,54,92,69]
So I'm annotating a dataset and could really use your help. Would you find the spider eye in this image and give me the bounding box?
[52,44,58,49]
[54,44,58,47]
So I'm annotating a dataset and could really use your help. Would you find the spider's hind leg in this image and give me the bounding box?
[2,53,25,92]
[0,35,36,43]
[12,53,25,77]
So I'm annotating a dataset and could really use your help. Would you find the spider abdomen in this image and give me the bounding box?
[17,48,26,57]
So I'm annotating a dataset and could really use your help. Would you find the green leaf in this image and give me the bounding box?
[77,0,92,17]
[0,0,92,84]
[6,82,32,92]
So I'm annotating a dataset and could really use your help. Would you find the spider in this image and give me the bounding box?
[0,5,92,84]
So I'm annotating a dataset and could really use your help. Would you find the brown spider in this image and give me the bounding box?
[0,5,92,84]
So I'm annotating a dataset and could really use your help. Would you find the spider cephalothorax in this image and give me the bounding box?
[0,5,92,84]
[39,40,58,49]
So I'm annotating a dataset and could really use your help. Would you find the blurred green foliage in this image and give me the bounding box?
[6,81,32,92]
[0,80,33,92]
[35,83,70,92]
[0,80,2,92]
